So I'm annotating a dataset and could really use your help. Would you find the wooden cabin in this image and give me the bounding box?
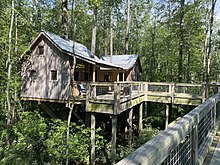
[100,55,142,81]
[20,31,122,102]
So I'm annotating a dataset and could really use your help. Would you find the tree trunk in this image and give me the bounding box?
[178,0,185,83]
[125,0,130,54]
[66,107,73,165]
[206,0,217,85]
[202,0,217,99]
[61,0,68,39]
[6,0,14,146]
[110,0,113,62]
[91,7,98,56]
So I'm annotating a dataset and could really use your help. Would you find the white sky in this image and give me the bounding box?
[216,0,220,20]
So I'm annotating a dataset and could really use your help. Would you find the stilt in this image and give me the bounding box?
[168,103,172,123]
[124,111,128,139]
[111,115,117,165]
[128,108,133,145]
[91,113,96,165]
[139,103,143,133]
[165,104,169,129]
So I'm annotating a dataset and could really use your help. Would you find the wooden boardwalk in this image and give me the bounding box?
[203,125,220,165]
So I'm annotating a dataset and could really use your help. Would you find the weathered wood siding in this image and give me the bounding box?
[126,62,141,81]
[21,36,69,100]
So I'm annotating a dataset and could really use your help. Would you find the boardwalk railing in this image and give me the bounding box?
[116,93,220,165]
[84,82,220,114]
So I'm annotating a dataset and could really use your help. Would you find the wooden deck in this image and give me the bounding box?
[21,82,220,115]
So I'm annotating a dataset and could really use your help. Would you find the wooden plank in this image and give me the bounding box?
[88,102,114,114]
[173,98,201,106]
[147,96,172,104]
[111,115,117,165]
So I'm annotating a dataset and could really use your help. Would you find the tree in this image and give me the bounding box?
[6,0,15,146]
[125,0,130,54]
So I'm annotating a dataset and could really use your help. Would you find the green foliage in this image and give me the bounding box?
[0,111,48,164]
[0,111,107,165]
[45,119,91,164]
[116,124,160,162]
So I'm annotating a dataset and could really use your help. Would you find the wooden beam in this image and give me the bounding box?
[91,113,96,165]
[111,115,117,165]
[139,103,143,133]
[128,108,133,145]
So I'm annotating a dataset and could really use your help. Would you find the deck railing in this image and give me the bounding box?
[82,82,219,101]
[116,93,220,165]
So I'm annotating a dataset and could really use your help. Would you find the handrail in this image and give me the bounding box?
[116,94,220,165]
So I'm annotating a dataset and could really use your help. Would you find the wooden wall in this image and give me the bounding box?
[21,36,69,101]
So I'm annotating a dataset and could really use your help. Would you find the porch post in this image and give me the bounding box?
[116,70,119,82]
[92,65,96,82]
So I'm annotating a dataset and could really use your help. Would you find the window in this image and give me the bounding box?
[51,70,57,80]
[30,70,37,81]
[104,75,110,82]
[38,46,44,55]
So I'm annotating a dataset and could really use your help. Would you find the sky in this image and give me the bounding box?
[216,0,220,20]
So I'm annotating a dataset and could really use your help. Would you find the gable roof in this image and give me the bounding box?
[26,30,122,69]
[101,54,141,71]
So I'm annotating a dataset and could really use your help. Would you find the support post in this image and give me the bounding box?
[139,103,143,133]
[165,104,169,129]
[144,83,148,117]
[111,115,117,165]
[91,113,96,165]
[212,99,216,129]
[192,123,198,165]
[92,65,96,82]
[128,108,133,145]
[85,83,91,126]
[116,70,119,82]
[202,83,206,102]
[114,83,120,115]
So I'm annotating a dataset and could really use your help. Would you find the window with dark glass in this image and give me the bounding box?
[30,70,37,81]
[104,75,109,82]
[38,46,44,55]
[51,70,57,80]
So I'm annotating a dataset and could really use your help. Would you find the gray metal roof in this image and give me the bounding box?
[41,31,122,69]
[101,54,139,70]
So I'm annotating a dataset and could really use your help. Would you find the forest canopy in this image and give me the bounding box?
[0,0,220,164]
